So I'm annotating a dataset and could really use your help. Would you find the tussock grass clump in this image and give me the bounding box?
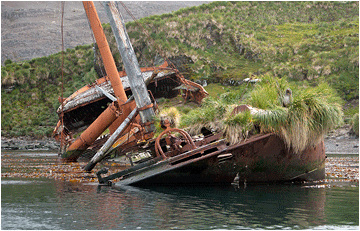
[180,97,229,135]
[180,96,258,144]
[179,74,343,154]
[252,81,343,154]
[223,110,254,144]
[246,75,289,109]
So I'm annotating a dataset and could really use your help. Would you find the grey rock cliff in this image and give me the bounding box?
[1,1,209,64]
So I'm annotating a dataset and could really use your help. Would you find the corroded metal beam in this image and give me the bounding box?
[84,108,138,171]
[103,1,155,133]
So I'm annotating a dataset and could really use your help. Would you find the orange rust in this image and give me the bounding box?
[181,78,208,104]
[65,101,119,155]
[83,1,127,102]
[137,103,154,111]
[155,127,196,159]
[108,100,138,134]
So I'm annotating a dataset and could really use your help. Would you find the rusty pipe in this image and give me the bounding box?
[61,101,120,162]
[83,1,127,102]
[84,107,138,171]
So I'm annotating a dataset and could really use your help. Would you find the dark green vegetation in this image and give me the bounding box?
[1,1,358,138]
[351,113,359,136]
[1,45,96,137]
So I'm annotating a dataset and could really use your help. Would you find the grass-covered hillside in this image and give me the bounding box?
[1,1,358,138]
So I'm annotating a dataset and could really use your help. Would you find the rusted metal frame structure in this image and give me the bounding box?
[79,1,209,169]
[61,1,134,161]
[52,58,200,161]
[82,1,160,170]
[58,1,208,163]
[54,1,209,161]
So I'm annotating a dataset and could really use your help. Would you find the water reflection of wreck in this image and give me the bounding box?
[53,1,326,187]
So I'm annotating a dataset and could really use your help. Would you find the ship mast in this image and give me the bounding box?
[83,1,158,170]
[103,1,155,133]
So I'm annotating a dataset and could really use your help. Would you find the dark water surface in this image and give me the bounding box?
[1,152,359,230]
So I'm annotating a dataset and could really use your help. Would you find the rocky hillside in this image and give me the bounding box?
[1,1,209,64]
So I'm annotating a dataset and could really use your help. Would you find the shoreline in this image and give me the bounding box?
[1,137,358,155]
[1,126,359,154]
[324,124,359,155]
[324,137,359,155]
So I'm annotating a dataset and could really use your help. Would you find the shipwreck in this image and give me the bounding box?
[54,1,330,187]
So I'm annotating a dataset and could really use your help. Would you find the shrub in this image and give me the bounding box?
[4,59,12,65]
[22,63,31,69]
[350,113,359,137]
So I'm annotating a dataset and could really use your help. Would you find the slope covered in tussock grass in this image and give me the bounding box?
[119,1,359,101]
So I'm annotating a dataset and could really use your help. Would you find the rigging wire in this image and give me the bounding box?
[117,1,196,94]
[114,1,152,68]
[60,1,65,154]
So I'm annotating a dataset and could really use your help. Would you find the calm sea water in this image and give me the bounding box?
[1,152,359,230]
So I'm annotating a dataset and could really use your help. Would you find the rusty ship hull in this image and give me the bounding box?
[99,133,325,187]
